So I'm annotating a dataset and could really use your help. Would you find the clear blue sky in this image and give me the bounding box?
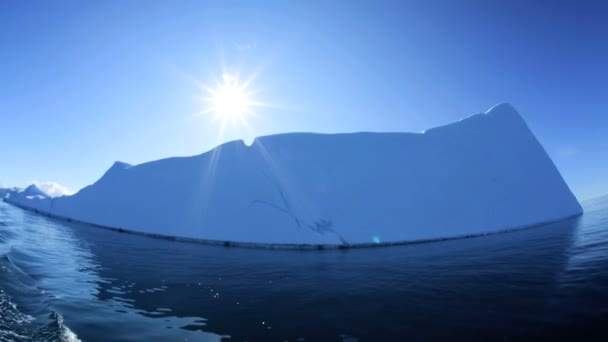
[1,0,607,200]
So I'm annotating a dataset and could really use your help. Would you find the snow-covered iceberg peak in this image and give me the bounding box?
[485,102,517,115]
[23,184,50,198]
[6,104,582,247]
[103,161,132,177]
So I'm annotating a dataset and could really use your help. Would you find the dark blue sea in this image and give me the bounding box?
[1,200,607,341]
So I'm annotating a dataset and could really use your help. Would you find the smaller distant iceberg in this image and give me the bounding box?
[0,187,20,199]
[1,185,48,201]
[1,183,74,200]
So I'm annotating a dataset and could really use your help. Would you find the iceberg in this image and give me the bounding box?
[1,186,40,200]
[6,104,583,247]
[0,188,14,199]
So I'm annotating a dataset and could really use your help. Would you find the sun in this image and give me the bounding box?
[201,73,256,125]
[194,70,269,144]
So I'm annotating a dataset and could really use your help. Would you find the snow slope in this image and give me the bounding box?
[7,103,582,246]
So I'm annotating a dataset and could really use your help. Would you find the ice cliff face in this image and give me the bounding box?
[7,104,582,246]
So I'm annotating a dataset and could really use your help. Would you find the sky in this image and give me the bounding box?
[1,0,607,200]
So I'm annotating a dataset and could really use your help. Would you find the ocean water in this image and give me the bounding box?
[0,200,607,341]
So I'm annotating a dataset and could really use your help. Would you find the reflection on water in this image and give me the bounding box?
[1,201,607,341]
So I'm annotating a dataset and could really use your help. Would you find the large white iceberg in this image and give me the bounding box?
[6,104,582,247]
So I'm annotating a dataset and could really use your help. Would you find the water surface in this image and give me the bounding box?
[1,201,607,341]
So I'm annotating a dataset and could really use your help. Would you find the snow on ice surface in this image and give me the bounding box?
[7,104,583,246]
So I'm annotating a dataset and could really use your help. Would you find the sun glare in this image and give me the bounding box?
[201,73,256,125]
[194,70,270,144]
